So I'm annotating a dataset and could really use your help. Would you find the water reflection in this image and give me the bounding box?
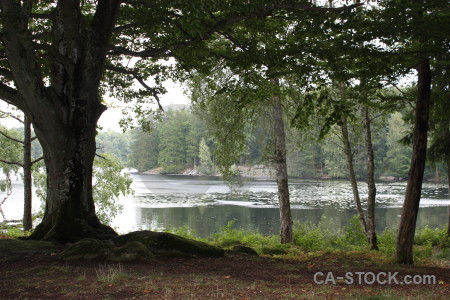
[113,174,449,236]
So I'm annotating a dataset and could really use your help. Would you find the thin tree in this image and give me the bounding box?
[0,112,43,231]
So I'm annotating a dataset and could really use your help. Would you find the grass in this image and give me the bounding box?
[95,263,129,284]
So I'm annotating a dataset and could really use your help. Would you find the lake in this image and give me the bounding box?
[2,173,449,237]
[112,173,449,237]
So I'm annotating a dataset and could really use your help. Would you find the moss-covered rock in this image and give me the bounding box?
[232,245,258,256]
[0,239,59,257]
[59,238,114,260]
[108,241,155,262]
[113,231,224,257]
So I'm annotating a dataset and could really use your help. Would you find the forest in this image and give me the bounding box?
[0,4,448,297]
[122,104,447,181]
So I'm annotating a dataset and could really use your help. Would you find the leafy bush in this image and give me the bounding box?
[377,228,397,257]
[414,240,433,259]
[208,220,295,255]
[414,225,449,248]
[335,215,368,250]
[293,220,334,252]
[161,217,447,261]
[164,225,197,240]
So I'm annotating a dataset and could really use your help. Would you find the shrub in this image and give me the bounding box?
[377,228,397,257]
[414,226,449,248]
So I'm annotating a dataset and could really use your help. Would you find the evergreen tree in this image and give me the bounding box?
[198,138,214,175]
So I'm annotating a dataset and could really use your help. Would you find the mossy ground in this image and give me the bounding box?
[0,237,448,299]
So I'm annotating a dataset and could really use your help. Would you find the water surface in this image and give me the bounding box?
[112,174,449,237]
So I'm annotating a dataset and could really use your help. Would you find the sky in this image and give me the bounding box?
[0,79,189,132]
[98,80,189,132]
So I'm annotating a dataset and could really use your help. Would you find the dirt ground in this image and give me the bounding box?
[0,247,449,300]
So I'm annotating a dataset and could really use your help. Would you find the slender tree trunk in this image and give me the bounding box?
[23,116,33,232]
[339,84,368,235]
[341,117,368,234]
[396,60,431,264]
[271,79,293,244]
[361,104,378,250]
[447,161,450,237]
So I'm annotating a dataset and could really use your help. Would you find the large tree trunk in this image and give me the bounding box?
[23,116,33,232]
[361,105,378,250]
[271,79,293,244]
[29,100,117,243]
[396,60,431,264]
[0,1,121,243]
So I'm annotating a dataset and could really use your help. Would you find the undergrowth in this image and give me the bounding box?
[167,216,449,261]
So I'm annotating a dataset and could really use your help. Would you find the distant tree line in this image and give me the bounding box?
[118,104,447,181]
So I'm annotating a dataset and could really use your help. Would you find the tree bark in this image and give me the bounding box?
[29,103,117,242]
[0,1,121,243]
[271,79,293,244]
[23,116,33,232]
[340,117,368,235]
[361,104,378,250]
[396,60,431,264]
[339,84,368,235]
[447,161,450,237]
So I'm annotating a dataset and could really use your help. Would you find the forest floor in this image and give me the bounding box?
[0,241,449,300]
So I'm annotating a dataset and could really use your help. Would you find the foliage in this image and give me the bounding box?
[377,228,397,257]
[96,130,131,164]
[384,112,412,178]
[208,220,293,255]
[0,224,31,238]
[414,225,449,248]
[0,126,22,178]
[337,215,369,249]
[93,153,133,225]
[127,127,160,172]
[293,219,335,252]
[198,138,214,175]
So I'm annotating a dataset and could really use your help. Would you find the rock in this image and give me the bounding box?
[108,241,154,262]
[113,231,224,257]
[0,239,59,257]
[232,245,258,256]
[60,238,156,262]
[60,238,114,260]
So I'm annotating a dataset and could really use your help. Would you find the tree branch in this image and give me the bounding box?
[108,3,361,59]
[135,76,164,111]
[95,153,107,160]
[0,110,24,124]
[0,83,22,108]
[31,157,44,166]
[105,64,165,111]
[0,159,23,167]
[0,130,24,144]
[0,67,14,81]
